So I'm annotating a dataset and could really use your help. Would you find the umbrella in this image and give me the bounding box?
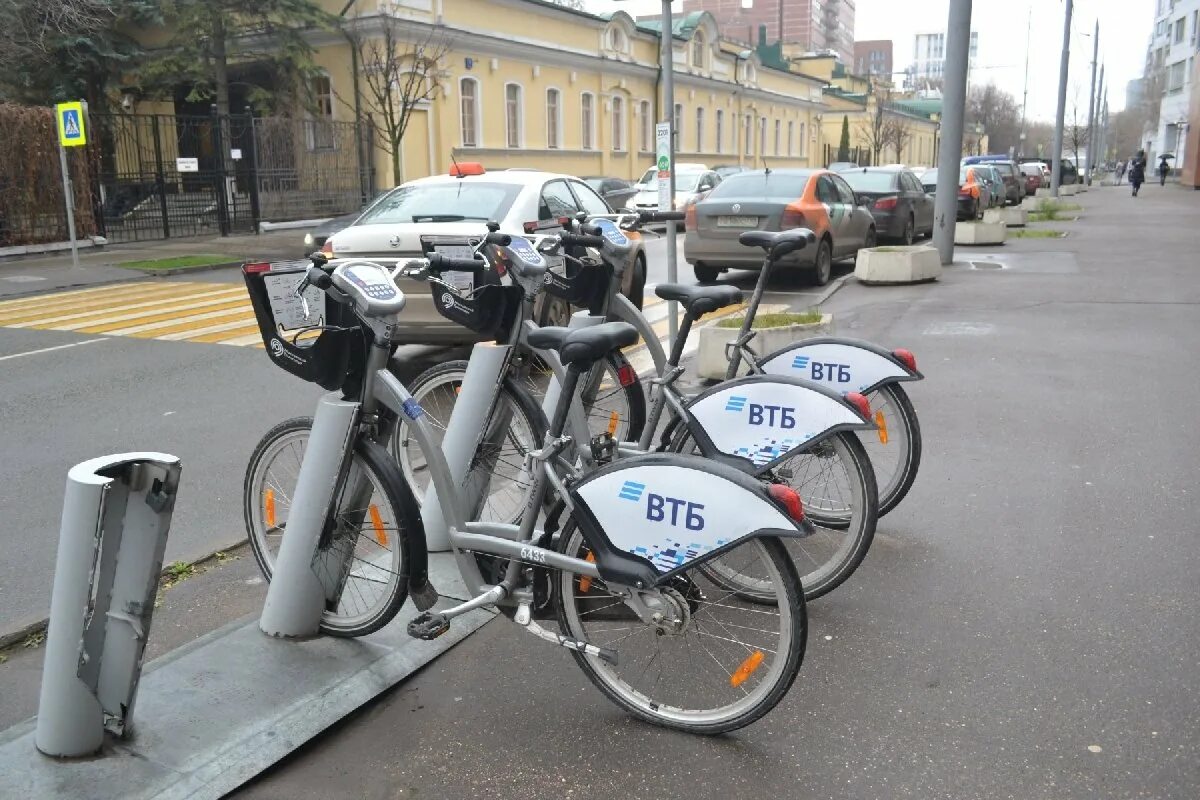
[1159,153,1175,160]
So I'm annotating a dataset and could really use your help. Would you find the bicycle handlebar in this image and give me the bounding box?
[427,252,486,272]
[484,231,512,247]
[559,232,605,249]
[636,210,686,223]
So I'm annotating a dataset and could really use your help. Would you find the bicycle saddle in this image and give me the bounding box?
[527,321,639,367]
[653,284,742,317]
[738,227,816,259]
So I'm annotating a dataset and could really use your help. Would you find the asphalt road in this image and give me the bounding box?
[235,184,1200,799]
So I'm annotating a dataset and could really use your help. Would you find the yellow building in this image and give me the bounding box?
[289,1,829,187]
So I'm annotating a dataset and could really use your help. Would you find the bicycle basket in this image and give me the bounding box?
[542,255,610,306]
[431,281,524,341]
[242,263,367,393]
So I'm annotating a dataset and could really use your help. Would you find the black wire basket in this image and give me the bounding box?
[542,254,610,306]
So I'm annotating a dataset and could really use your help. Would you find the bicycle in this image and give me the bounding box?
[399,219,881,600]
[240,248,813,733]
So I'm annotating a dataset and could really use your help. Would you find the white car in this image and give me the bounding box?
[625,164,721,214]
[325,166,646,343]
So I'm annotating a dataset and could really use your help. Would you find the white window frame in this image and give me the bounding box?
[696,107,705,153]
[674,103,684,151]
[692,31,706,69]
[546,87,562,149]
[715,109,724,155]
[759,117,767,157]
[639,100,652,152]
[611,95,625,152]
[504,82,524,148]
[459,76,480,148]
[774,119,781,156]
[799,122,806,157]
[744,113,753,156]
[306,72,335,151]
[787,120,794,156]
[581,92,595,150]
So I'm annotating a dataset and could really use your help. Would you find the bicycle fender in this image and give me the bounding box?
[684,374,872,470]
[759,337,922,394]
[569,454,803,587]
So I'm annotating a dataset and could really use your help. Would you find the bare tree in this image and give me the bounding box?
[966,83,1021,154]
[348,19,452,185]
[856,91,890,165]
[1066,98,1090,175]
[0,0,111,56]
[887,115,913,163]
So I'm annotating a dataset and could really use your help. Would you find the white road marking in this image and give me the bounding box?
[0,337,107,362]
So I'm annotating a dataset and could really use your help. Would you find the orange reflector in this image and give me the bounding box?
[606,410,619,437]
[730,650,765,688]
[875,410,889,444]
[578,551,597,593]
[369,504,389,547]
[264,489,276,529]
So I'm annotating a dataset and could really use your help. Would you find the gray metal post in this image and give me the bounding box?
[419,342,511,551]
[57,145,80,270]
[1090,65,1105,179]
[260,394,359,638]
[37,453,181,757]
[932,0,973,266]
[1084,20,1099,185]
[661,0,678,349]
[1050,0,1074,195]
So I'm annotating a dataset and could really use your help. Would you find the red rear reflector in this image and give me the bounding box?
[892,348,917,373]
[781,204,805,229]
[557,216,571,227]
[617,364,636,386]
[767,484,805,523]
[845,391,871,420]
[523,221,538,234]
[685,202,697,231]
[873,196,898,210]
[243,261,272,274]
[449,161,485,177]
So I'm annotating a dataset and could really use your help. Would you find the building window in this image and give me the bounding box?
[696,107,705,152]
[606,25,628,54]
[715,109,724,154]
[639,100,652,151]
[459,77,479,148]
[744,114,753,156]
[1176,17,1186,43]
[505,83,523,148]
[799,122,805,156]
[774,119,781,155]
[307,73,334,150]
[759,117,767,158]
[787,120,794,156]
[692,31,706,69]
[581,92,595,150]
[611,95,625,151]
[1192,10,1198,44]
[546,88,561,149]
[1168,60,1186,92]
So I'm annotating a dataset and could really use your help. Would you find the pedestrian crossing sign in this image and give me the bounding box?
[55,101,87,147]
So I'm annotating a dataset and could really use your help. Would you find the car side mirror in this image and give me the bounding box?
[699,183,712,191]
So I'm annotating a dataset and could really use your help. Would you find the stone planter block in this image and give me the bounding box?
[1035,187,1054,198]
[1020,196,1041,211]
[982,208,1005,224]
[697,314,833,380]
[1060,184,1079,196]
[954,221,1007,245]
[1000,207,1028,227]
[854,245,941,285]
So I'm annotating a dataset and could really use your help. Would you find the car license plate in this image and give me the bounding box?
[718,215,758,227]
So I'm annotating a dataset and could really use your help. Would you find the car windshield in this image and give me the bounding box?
[637,168,657,186]
[840,171,899,192]
[707,173,810,198]
[921,169,938,183]
[1020,164,1041,176]
[584,178,605,190]
[355,181,523,225]
[675,171,707,191]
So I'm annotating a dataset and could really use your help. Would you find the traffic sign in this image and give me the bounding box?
[55,102,87,147]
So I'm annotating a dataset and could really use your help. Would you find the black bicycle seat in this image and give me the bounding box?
[738,228,816,259]
[654,284,742,317]
[527,321,640,367]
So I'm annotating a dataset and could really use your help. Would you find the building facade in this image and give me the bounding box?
[853,40,893,81]
[1144,0,1199,170]
[680,0,856,64]
[908,31,978,89]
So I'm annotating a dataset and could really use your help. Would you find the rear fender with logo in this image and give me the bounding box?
[569,454,804,588]
[758,337,922,394]
[682,374,873,472]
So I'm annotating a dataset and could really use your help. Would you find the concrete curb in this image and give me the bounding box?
[121,260,243,277]
[258,218,331,233]
[0,237,107,261]
[813,273,851,307]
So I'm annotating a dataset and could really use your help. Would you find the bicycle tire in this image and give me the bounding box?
[672,428,878,601]
[554,522,806,735]
[243,418,418,638]
[861,383,922,517]
[577,349,646,444]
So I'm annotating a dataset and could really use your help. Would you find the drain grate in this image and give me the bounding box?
[969,261,1004,270]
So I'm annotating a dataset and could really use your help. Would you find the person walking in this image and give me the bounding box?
[1115,160,1126,185]
[1129,151,1147,197]
[1158,155,1171,186]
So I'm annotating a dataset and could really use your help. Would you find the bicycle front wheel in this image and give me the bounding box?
[244,418,417,637]
[859,383,922,516]
[555,524,806,735]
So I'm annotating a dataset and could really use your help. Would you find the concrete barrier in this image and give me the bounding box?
[1000,207,1028,227]
[954,221,1007,245]
[854,245,941,285]
[697,313,832,380]
[982,208,1005,225]
[1035,187,1054,198]
[1020,196,1042,211]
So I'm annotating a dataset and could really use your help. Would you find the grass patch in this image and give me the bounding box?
[1011,229,1066,239]
[117,254,234,272]
[22,631,45,649]
[717,311,823,329]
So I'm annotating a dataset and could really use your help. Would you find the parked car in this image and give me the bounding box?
[984,160,1024,204]
[583,176,637,211]
[627,163,716,212]
[827,161,861,173]
[325,165,646,343]
[714,165,750,178]
[301,191,389,255]
[839,166,934,245]
[1019,162,1044,195]
[1019,157,1077,184]
[683,169,876,286]
[975,164,1005,208]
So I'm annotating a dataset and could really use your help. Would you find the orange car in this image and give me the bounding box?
[683,168,877,286]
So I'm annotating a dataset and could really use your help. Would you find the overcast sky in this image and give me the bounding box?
[584,0,1154,120]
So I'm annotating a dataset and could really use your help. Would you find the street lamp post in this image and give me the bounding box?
[931,0,973,265]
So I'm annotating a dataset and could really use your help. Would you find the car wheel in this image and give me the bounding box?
[809,238,833,286]
[535,295,572,329]
[693,263,721,283]
[860,227,877,256]
[902,216,914,245]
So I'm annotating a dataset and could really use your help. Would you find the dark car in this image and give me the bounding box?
[975,164,1005,208]
[714,165,750,178]
[840,167,934,245]
[918,168,983,220]
[986,160,1024,205]
[302,191,389,255]
[827,161,861,173]
[584,177,637,211]
[1019,157,1078,184]
[1019,162,1043,195]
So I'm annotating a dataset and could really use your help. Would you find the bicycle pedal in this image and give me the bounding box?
[407,611,450,641]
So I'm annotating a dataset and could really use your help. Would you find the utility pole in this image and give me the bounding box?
[1083,19,1099,185]
[660,0,678,348]
[932,0,973,266]
[1050,0,1073,196]
[1088,64,1104,181]
[1020,9,1032,155]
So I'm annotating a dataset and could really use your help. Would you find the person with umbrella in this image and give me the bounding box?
[1129,150,1147,197]
[1158,153,1174,186]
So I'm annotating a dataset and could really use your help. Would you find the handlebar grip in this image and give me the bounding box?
[484,232,512,246]
[638,210,686,223]
[559,233,605,249]
[579,223,604,236]
[426,252,484,271]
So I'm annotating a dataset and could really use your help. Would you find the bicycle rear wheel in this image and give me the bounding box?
[243,417,417,637]
[859,383,922,516]
[555,523,806,735]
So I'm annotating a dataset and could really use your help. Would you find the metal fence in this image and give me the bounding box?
[87,111,374,244]
[822,144,873,167]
